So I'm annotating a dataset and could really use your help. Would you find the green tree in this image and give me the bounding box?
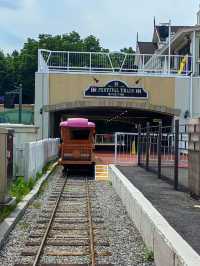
[14,39,38,103]
[0,32,134,103]
[0,51,15,96]
[83,35,102,52]
[120,47,135,53]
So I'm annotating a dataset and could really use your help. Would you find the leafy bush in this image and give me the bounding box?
[42,161,53,174]
[27,177,35,190]
[144,248,154,262]
[108,180,112,186]
[0,161,54,223]
[9,176,30,202]
[36,172,43,181]
[9,173,44,202]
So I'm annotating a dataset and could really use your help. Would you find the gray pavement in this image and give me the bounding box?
[118,166,200,255]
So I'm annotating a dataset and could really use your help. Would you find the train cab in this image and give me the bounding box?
[59,118,96,173]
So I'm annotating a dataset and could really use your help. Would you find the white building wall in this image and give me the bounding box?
[175,76,200,122]
[175,77,190,123]
[34,73,200,137]
[192,77,200,118]
[34,73,50,139]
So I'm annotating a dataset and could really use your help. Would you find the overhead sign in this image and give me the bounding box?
[84,80,148,99]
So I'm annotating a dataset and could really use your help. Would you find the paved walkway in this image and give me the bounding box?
[95,151,137,165]
[118,166,200,255]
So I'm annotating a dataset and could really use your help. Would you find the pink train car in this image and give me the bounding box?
[59,118,96,173]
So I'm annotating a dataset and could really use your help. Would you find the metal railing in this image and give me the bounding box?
[38,49,193,76]
[138,120,189,190]
[95,134,115,146]
[114,132,138,165]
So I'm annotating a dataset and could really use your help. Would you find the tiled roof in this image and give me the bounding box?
[155,26,193,41]
[137,42,158,54]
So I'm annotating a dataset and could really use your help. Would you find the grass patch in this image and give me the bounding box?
[42,161,54,174]
[108,180,112,186]
[38,180,48,196]
[0,161,54,224]
[0,204,17,223]
[144,248,154,262]
[0,176,35,223]
[9,161,55,203]
[9,176,36,203]
[36,172,43,181]
[18,221,29,230]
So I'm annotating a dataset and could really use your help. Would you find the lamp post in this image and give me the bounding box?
[18,84,22,124]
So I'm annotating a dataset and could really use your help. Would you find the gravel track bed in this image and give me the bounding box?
[94,181,155,266]
[0,166,154,265]
[0,167,61,266]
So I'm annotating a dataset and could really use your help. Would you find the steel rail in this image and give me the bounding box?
[14,175,114,266]
[32,176,67,266]
[86,179,96,266]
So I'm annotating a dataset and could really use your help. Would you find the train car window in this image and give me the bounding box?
[70,129,90,140]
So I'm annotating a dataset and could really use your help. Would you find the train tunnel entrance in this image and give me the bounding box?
[47,105,176,166]
[50,107,173,138]
[49,106,174,165]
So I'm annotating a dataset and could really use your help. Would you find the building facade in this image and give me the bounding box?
[35,8,200,139]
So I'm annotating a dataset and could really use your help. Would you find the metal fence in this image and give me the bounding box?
[95,134,115,146]
[38,49,192,76]
[114,132,138,165]
[0,110,34,124]
[138,120,189,190]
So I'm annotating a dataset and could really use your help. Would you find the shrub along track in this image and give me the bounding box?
[15,174,113,266]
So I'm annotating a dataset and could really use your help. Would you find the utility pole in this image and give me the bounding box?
[18,84,22,124]
[168,20,171,75]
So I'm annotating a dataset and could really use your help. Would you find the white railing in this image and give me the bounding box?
[38,49,193,76]
[24,138,60,180]
[95,134,115,146]
[114,132,138,165]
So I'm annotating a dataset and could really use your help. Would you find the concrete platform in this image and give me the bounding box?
[95,151,137,165]
[109,165,200,266]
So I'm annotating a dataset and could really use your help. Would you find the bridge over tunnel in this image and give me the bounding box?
[35,71,184,165]
[34,50,194,165]
[35,71,186,142]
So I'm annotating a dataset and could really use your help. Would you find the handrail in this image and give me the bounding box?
[38,49,193,76]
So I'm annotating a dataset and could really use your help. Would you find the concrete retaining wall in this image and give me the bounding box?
[159,166,188,189]
[109,165,200,266]
[24,138,59,180]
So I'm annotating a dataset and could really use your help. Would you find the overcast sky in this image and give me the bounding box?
[0,0,198,53]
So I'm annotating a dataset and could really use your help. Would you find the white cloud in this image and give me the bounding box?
[0,0,198,53]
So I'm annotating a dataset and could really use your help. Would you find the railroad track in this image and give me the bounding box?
[15,175,113,266]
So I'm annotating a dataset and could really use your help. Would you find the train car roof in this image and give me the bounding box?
[60,118,95,128]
